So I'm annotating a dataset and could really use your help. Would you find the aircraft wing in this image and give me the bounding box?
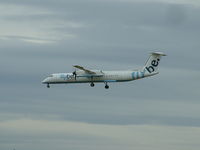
[73,65,98,74]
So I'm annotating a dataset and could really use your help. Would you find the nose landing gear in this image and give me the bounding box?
[47,83,50,88]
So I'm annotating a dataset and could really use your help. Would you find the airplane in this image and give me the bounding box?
[42,52,166,89]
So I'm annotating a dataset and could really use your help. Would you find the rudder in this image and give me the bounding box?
[143,52,166,74]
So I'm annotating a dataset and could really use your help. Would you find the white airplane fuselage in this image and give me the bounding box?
[43,70,133,84]
[42,70,157,86]
[42,52,166,89]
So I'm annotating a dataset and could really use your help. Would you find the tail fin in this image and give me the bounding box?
[143,52,166,74]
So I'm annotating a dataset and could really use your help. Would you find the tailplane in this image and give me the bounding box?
[143,52,166,75]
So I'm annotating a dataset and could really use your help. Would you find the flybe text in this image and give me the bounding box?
[145,59,160,73]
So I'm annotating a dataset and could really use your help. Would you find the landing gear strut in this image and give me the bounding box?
[47,83,50,88]
[90,82,95,87]
[90,76,95,87]
[104,82,109,89]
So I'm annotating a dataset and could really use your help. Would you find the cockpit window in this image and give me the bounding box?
[48,74,53,77]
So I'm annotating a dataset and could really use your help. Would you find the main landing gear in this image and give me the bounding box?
[105,82,109,89]
[47,83,50,88]
[90,82,109,89]
[90,82,95,87]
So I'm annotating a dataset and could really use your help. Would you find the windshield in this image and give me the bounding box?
[48,74,53,77]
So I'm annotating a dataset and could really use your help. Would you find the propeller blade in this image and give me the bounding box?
[72,70,77,80]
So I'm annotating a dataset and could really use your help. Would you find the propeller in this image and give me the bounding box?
[72,69,77,80]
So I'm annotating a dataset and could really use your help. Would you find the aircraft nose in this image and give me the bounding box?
[42,78,48,84]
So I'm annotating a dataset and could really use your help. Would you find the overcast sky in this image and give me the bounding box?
[0,0,200,150]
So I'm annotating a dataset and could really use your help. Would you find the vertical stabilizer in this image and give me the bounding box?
[143,52,166,75]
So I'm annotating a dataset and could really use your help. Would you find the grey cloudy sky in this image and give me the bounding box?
[0,0,200,150]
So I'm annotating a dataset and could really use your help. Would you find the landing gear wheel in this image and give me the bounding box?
[47,84,50,88]
[90,83,95,87]
[105,85,109,89]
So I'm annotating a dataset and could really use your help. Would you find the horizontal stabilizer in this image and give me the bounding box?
[151,52,167,56]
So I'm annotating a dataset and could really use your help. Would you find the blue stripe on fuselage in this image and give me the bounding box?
[132,70,145,80]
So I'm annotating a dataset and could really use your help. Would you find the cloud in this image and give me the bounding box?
[0,4,83,44]
[0,0,200,149]
[0,35,58,44]
[100,0,200,6]
[1,119,200,150]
